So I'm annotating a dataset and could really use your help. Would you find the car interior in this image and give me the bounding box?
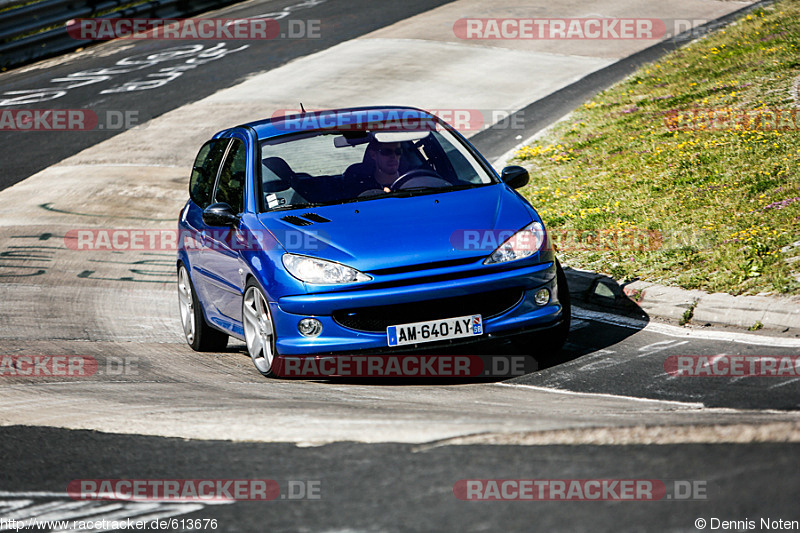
[258,130,486,211]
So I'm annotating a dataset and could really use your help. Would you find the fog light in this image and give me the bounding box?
[534,288,550,306]
[298,318,322,337]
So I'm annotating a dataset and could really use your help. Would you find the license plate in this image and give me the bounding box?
[387,314,483,347]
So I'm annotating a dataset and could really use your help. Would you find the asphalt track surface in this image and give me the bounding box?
[0,0,799,531]
[2,425,798,532]
[0,0,457,191]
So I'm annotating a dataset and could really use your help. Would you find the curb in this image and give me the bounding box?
[564,267,800,336]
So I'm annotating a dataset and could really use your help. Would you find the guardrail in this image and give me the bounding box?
[0,0,241,70]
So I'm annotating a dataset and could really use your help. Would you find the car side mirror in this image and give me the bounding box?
[202,202,239,227]
[500,166,529,189]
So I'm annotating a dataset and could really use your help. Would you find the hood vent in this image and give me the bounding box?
[301,212,330,223]
[281,215,314,226]
[281,213,331,226]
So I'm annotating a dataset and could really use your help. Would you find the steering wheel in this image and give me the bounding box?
[389,169,448,191]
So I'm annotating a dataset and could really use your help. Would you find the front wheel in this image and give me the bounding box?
[242,280,278,378]
[178,264,228,351]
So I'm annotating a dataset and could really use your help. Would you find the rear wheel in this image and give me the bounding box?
[513,259,571,363]
[242,280,278,378]
[178,264,228,351]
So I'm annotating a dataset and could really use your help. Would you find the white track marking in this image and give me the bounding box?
[768,377,800,389]
[0,492,227,503]
[495,382,706,408]
[573,306,800,348]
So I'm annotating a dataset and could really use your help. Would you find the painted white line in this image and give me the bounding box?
[0,491,232,505]
[768,377,800,389]
[0,492,64,498]
[497,383,800,416]
[495,382,706,409]
[55,164,183,168]
[573,306,800,348]
[414,420,800,449]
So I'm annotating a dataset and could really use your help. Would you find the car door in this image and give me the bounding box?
[184,138,230,306]
[201,137,249,321]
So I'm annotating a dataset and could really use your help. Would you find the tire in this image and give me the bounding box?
[546,259,571,351]
[513,259,571,362]
[178,264,228,352]
[242,279,278,378]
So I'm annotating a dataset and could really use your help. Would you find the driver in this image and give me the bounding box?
[365,140,402,193]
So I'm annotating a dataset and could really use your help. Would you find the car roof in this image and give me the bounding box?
[236,106,440,140]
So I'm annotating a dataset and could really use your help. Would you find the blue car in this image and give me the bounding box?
[177,106,570,377]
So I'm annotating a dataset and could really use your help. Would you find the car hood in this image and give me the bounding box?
[258,184,536,273]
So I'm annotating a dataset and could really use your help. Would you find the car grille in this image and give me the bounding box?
[332,288,523,333]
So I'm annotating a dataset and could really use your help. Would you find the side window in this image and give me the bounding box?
[189,139,229,208]
[214,139,247,214]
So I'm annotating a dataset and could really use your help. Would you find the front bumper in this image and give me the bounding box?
[269,260,564,355]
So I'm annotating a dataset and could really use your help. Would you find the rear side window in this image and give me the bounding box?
[214,139,247,214]
[189,139,229,208]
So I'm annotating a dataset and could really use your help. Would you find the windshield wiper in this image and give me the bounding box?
[379,183,487,198]
[269,202,328,212]
[376,186,449,198]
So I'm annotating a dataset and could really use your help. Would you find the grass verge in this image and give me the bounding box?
[512,1,800,295]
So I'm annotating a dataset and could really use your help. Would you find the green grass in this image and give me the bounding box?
[512,1,800,295]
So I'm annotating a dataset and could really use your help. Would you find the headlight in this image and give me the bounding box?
[283,254,372,284]
[483,221,546,264]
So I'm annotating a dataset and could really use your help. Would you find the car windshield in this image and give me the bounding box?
[258,124,497,211]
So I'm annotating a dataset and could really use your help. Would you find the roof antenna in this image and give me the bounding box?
[300,102,306,113]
